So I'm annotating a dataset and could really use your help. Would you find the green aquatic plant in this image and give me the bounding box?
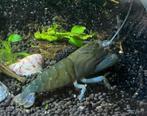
[8,34,22,43]
[0,34,29,65]
[34,24,93,47]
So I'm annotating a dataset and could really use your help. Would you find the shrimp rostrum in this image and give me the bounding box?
[13,40,118,108]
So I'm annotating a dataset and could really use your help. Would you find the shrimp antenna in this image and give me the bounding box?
[102,0,133,47]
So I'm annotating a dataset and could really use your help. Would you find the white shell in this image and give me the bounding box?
[9,54,43,77]
[0,81,10,102]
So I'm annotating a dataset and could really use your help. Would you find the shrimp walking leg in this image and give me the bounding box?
[73,81,87,101]
[80,76,104,83]
[81,76,111,90]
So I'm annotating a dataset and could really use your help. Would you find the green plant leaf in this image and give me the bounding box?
[0,39,29,65]
[41,34,58,41]
[15,52,30,57]
[71,25,86,34]
[7,34,22,43]
[34,31,58,41]
[34,24,93,47]
[78,34,93,40]
[68,37,83,47]
[2,41,11,52]
[34,32,41,39]
[47,27,56,34]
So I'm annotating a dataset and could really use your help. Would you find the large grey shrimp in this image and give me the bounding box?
[13,0,133,108]
[13,40,118,108]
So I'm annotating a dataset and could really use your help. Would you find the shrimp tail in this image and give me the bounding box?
[13,92,35,108]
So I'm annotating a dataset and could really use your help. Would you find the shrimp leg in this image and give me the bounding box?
[74,76,111,101]
[81,76,111,89]
[73,81,87,101]
[74,53,118,101]
[82,53,118,88]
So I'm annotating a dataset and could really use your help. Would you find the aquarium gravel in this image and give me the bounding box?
[0,0,147,115]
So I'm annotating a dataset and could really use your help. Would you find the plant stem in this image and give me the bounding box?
[0,64,26,83]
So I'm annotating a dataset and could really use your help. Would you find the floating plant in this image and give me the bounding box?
[7,34,22,43]
[34,24,93,47]
[0,34,29,65]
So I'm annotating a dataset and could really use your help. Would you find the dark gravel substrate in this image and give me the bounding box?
[0,0,147,116]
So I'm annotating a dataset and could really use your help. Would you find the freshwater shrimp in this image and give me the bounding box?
[13,0,133,108]
[13,40,118,108]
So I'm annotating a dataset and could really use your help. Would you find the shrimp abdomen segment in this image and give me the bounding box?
[31,58,76,92]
